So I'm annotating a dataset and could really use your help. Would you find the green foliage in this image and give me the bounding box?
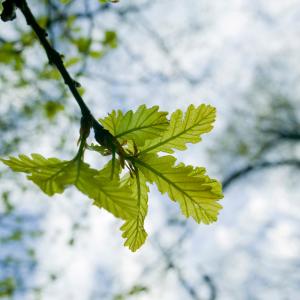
[1,155,137,220]
[134,154,222,224]
[1,104,223,251]
[114,284,149,300]
[43,101,64,119]
[102,30,118,49]
[0,278,15,298]
[120,172,149,251]
[100,105,169,146]
[99,0,120,4]
[0,43,24,70]
[140,104,216,154]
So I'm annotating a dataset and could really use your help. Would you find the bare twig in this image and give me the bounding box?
[1,0,124,155]
[222,159,300,190]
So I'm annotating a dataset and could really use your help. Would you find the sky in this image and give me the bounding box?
[1,0,300,299]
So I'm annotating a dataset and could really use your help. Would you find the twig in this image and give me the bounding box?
[1,0,123,154]
[222,159,300,190]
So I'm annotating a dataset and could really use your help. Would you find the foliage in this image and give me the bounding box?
[0,0,223,252]
[1,104,223,251]
[113,284,149,300]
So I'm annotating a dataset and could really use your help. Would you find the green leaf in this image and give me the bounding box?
[140,104,216,154]
[120,171,149,252]
[1,154,74,195]
[100,105,169,146]
[43,101,64,120]
[1,155,137,220]
[89,50,104,59]
[77,160,137,220]
[1,100,223,251]
[102,31,118,49]
[65,57,80,67]
[72,37,91,53]
[133,154,223,224]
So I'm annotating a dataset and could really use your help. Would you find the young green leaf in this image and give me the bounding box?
[120,171,149,252]
[1,155,137,220]
[1,154,75,195]
[77,160,138,220]
[100,105,169,146]
[1,102,224,251]
[133,154,223,224]
[140,104,216,154]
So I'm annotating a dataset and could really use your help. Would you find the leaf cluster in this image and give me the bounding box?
[1,104,223,251]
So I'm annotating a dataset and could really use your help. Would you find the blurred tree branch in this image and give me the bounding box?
[223,158,300,191]
[153,223,217,300]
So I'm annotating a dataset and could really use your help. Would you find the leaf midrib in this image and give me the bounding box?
[84,176,136,219]
[115,121,169,139]
[123,172,146,249]
[134,157,207,213]
[29,160,72,182]
[139,114,213,154]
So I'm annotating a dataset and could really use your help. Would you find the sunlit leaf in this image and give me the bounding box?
[76,160,137,220]
[43,101,64,119]
[100,105,169,146]
[1,102,223,251]
[65,57,80,67]
[140,104,216,154]
[1,154,74,195]
[102,30,118,48]
[72,37,90,53]
[1,155,137,220]
[134,154,223,224]
[120,171,148,251]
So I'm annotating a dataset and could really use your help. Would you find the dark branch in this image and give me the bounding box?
[203,275,217,300]
[222,159,300,191]
[14,0,90,117]
[261,128,300,141]
[1,0,123,154]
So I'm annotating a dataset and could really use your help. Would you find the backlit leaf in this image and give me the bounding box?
[77,160,137,220]
[120,171,149,251]
[133,154,223,224]
[100,105,169,146]
[140,104,216,154]
[1,102,223,251]
[1,155,137,220]
[1,154,74,195]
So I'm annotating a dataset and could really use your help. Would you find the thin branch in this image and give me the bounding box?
[222,159,300,191]
[15,0,90,117]
[1,0,123,154]
[260,128,300,141]
[203,275,217,300]
[160,248,202,300]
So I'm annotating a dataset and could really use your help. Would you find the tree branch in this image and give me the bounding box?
[261,128,300,141]
[222,159,300,191]
[15,0,90,117]
[1,0,123,154]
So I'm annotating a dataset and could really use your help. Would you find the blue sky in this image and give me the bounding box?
[1,0,300,299]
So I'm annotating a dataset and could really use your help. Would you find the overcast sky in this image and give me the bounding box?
[1,0,300,299]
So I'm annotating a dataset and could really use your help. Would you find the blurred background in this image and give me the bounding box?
[0,0,300,299]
